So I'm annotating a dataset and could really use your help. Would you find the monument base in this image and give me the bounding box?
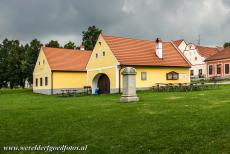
[120,95,139,102]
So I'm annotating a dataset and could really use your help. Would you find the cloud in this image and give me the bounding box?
[0,0,229,46]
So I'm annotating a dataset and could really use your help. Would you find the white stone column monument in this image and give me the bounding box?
[120,67,139,102]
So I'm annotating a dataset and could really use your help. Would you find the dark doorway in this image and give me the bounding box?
[98,74,110,94]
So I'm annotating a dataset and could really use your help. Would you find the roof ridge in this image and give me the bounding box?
[42,47,92,52]
[102,34,167,42]
[196,45,217,49]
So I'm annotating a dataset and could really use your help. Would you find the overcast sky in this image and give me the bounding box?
[0,0,230,46]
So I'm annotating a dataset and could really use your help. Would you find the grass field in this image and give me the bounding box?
[0,86,230,153]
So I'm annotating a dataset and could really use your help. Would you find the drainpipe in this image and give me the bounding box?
[119,65,123,94]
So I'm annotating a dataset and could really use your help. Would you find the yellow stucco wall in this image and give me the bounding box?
[33,49,51,90]
[129,66,190,88]
[86,34,120,90]
[86,34,190,93]
[87,67,117,89]
[33,49,87,92]
[86,34,119,69]
[53,72,87,89]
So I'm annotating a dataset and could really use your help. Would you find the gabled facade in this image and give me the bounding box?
[86,34,191,94]
[174,40,219,80]
[33,47,92,95]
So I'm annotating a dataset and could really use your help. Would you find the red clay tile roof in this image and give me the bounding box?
[102,35,190,67]
[196,45,219,58]
[205,47,230,61]
[173,39,184,47]
[42,47,92,71]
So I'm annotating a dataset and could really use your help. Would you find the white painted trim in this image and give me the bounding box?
[33,70,51,75]
[192,63,206,66]
[171,41,192,66]
[87,65,117,72]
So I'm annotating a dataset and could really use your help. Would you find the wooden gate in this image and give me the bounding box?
[98,74,110,94]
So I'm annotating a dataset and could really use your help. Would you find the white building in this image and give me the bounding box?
[173,40,220,80]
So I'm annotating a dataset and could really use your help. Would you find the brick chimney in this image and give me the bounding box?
[155,38,163,59]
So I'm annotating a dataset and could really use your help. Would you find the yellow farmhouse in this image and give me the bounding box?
[33,34,191,95]
[33,47,91,94]
[86,34,191,94]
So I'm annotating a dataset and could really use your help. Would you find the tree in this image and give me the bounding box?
[64,41,76,49]
[4,39,24,88]
[82,25,102,50]
[0,40,8,88]
[224,42,230,48]
[45,40,60,48]
[24,39,43,85]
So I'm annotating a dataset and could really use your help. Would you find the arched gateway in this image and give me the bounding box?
[92,73,110,94]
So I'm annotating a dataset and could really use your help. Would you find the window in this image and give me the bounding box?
[40,78,43,86]
[96,53,98,58]
[209,65,213,75]
[216,64,221,75]
[195,57,197,61]
[99,41,101,45]
[102,51,105,56]
[141,72,147,80]
[38,61,40,65]
[35,78,38,87]
[199,69,202,75]
[190,70,194,76]
[43,60,45,64]
[45,77,48,86]
[225,64,230,74]
[167,71,179,80]
[199,69,203,77]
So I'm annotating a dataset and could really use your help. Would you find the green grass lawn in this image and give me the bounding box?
[0,86,230,154]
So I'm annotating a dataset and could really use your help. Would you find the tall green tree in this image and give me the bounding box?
[4,39,25,88]
[24,39,43,84]
[64,41,76,49]
[82,25,102,50]
[224,42,230,48]
[45,40,60,48]
[0,40,9,88]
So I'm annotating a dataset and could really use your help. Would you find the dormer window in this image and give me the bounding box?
[99,42,101,45]
[96,53,98,58]
[103,51,105,56]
